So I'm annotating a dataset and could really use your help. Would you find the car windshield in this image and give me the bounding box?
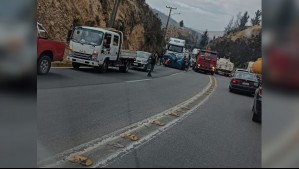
[235,72,258,81]
[168,44,184,53]
[71,27,104,46]
[137,52,150,59]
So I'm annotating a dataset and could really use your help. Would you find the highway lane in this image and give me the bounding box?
[107,75,261,168]
[37,66,210,162]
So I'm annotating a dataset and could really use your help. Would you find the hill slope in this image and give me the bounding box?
[37,0,163,51]
[209,25,262,67]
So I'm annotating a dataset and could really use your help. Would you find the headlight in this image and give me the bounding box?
[69,48,74,55]
[254,82,259,87]
[92,50,99,61]
[92,50,99,56]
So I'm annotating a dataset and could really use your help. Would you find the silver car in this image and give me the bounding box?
[131,51,151,71]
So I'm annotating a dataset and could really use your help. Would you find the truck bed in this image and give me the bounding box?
[120,50,137,60]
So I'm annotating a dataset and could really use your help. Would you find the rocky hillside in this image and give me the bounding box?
[37,0,163,52]
[209,25,262,67]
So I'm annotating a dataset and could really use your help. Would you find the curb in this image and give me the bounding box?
[52,61,72,68]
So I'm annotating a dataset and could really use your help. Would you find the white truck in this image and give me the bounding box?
[216,58,234,76]
[67,26,136,73]
[166,38,186,56]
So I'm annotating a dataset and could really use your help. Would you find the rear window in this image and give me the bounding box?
[235,72,258,81]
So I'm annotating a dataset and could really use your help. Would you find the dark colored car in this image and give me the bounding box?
[229,71,260,95]
[252,87,262,123]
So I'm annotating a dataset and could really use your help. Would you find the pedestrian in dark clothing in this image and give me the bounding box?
[147,52,158,77]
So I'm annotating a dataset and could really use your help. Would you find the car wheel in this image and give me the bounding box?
[38,55,51,75]
[72,62,80,70]
[143,65,148,72]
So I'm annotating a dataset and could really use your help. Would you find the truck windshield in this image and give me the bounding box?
[200,51,218,60]
[71,27,104,46]
[168,44,184,53]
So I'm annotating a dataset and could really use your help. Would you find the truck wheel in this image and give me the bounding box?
[38,55,51,75]
[100,60,109,73]
[72,62,80,70]
[211,72,215,76]
[120,62,130,73]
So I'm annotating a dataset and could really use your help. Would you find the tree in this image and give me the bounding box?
[199,30,209,48]
[232,12,242,32]
[224,16,234,35]
[179,20,184,27]
[239,11,250,31]
[251,10,262,26]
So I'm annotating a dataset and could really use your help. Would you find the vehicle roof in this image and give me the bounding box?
[77,26,120,35]
[236,68,248,71]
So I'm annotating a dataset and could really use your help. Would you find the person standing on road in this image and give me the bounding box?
[160,51,164,65]
[147,52,158,77]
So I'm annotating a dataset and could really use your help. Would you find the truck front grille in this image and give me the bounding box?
[72,52,92,60]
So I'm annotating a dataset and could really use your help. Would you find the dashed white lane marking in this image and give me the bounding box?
[125,79,151,83]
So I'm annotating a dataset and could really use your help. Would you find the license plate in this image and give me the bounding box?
[243,82,249,86]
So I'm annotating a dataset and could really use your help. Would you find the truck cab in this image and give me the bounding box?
[67,26,134,73]
[194,49,218,75]
[166,38,186,56]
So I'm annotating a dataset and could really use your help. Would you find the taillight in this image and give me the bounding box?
[232,79,238,84]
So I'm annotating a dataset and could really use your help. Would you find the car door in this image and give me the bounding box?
[110,34,120,61]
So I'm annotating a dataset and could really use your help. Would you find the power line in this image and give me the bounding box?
[163,6,177,40]
[108,0,121,28]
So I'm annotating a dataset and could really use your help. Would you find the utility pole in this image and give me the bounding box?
[109,0,121,28]
[162,6,177,49]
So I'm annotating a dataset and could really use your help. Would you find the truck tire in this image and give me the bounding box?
[119,62,129,73]
[143,64,148,72]
[100,60,109,73]
[38,54,51,75]
[72,62,80,70]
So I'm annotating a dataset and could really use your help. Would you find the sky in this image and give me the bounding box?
[145,0,262,31]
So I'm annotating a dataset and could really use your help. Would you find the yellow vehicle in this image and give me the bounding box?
[251,58,262,74]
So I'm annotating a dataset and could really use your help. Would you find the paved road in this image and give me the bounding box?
[107,75,261,168]
[37,66,210,162]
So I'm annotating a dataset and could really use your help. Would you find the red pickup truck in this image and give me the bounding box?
[37,22,65,75]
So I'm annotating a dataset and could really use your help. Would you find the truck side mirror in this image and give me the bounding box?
[67,30,72,42]
[39,31,49,39]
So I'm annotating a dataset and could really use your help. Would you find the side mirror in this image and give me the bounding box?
[67,30,73,42]
[39,31,49,39]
